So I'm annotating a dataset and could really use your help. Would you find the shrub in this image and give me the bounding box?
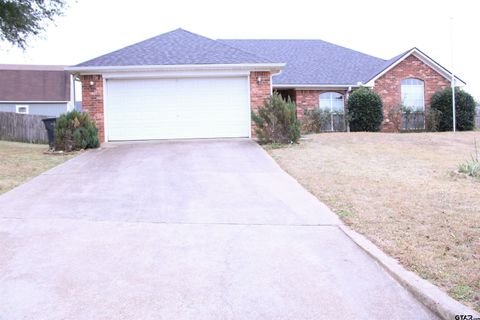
[303,109,347,132]
[251,93,300,144]
[302,109,332,133]
[458,138,480,178]
[458,160,480,178]
[347,87,384,131]
[387,104,403,131]
[425,108,442,132]
[402,106,425,131]
[54,111,100,151]
[430,87,476,131]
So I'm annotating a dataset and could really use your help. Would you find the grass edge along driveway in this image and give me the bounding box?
[266,132,480,312]
[0,140,77,195]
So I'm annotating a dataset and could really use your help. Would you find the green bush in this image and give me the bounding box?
[54,111,100,151]
[251,93,300,144]
[430,87,476,131]
[347,87,384,132]
[458,138,480,178]
[458,159,480,178]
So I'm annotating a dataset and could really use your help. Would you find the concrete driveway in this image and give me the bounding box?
[0,140,436,319]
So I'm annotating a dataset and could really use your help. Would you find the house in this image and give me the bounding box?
[0,64,76,117]
[67,28,464,142]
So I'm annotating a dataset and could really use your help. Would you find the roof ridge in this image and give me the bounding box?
[219,38,385,62]
[75,29,188,67]
[74,28,276,67]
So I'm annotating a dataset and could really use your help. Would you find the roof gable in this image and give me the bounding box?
[75,29,274,67]
[365,48,465,86]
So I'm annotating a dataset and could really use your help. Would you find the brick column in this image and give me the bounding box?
[81,75,105,142]
[250,71,271,137]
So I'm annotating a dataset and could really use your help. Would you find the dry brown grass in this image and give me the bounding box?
[0,141,77,195]
[266,132,480,311]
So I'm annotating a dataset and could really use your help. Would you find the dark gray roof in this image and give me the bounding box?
[220,39,389,85]
[364,49,411,83]
[76,29,274,67]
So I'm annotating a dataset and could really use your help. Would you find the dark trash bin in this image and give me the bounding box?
[42,117,57,148]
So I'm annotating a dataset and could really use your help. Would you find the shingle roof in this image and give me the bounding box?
[364,49,411,83]
[219,39,389,85]
[75,29,274,67]
[0,67,70,102]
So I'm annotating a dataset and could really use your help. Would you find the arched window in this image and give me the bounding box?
[319,92,345,113]
[401,78,424,111]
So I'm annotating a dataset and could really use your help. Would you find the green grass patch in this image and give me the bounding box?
[449,284,474,301]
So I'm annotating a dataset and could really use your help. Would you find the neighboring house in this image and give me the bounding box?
[67,28,464,142]
[0,64,75,117]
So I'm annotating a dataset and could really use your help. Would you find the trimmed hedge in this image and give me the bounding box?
[430,87,476,131]
[54,111,100,151]
[347,87,384,132]
[251,93,300,144]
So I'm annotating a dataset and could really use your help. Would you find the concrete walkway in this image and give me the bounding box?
[0,140,437,319]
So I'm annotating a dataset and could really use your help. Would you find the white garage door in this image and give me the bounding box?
[105,77,250,141]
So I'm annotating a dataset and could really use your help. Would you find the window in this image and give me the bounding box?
[319,92,344,113]
[15,105,29,114]
[401,78,424,111]
[319,92,345,132]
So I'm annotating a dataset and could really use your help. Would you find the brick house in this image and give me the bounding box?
[67,29,464,142]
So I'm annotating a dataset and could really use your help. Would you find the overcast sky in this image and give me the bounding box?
[0,0,478,100]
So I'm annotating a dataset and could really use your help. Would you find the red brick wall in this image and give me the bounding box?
[373,55,450,132]
[80,75,105,142]
[250,71,271,137]
[295,90,320,121]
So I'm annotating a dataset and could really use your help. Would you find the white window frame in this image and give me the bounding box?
[319,92,345,132]
[15,105,29,114]
[401,78,425,112]
[319,92,345,114]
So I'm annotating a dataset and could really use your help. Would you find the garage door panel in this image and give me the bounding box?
[106,77,249,141]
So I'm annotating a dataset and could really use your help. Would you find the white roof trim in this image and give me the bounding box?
[366,48,466,86]
[102,70,251,79]
[66,63,285,74]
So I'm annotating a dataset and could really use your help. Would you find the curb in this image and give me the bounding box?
[339,225,479,320]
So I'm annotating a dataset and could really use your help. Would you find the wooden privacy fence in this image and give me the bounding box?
[0,112,48,144]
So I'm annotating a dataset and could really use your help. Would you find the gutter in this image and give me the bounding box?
[65,63,286,74]
[273,83,372,89]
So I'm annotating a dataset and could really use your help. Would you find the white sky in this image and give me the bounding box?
[0,0,479,100]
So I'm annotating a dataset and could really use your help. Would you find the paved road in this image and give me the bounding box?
[0,140,437,319]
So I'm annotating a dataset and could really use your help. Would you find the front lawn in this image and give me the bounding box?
[266,132,480,311]
[0,141,77,194]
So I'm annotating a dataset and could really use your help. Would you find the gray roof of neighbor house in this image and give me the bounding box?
[220,39,393,86]
[0,64,70,102]
[75,29,275,67]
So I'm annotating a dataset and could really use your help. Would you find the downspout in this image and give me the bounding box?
[68,74,75,112]
[345,86,352,132]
